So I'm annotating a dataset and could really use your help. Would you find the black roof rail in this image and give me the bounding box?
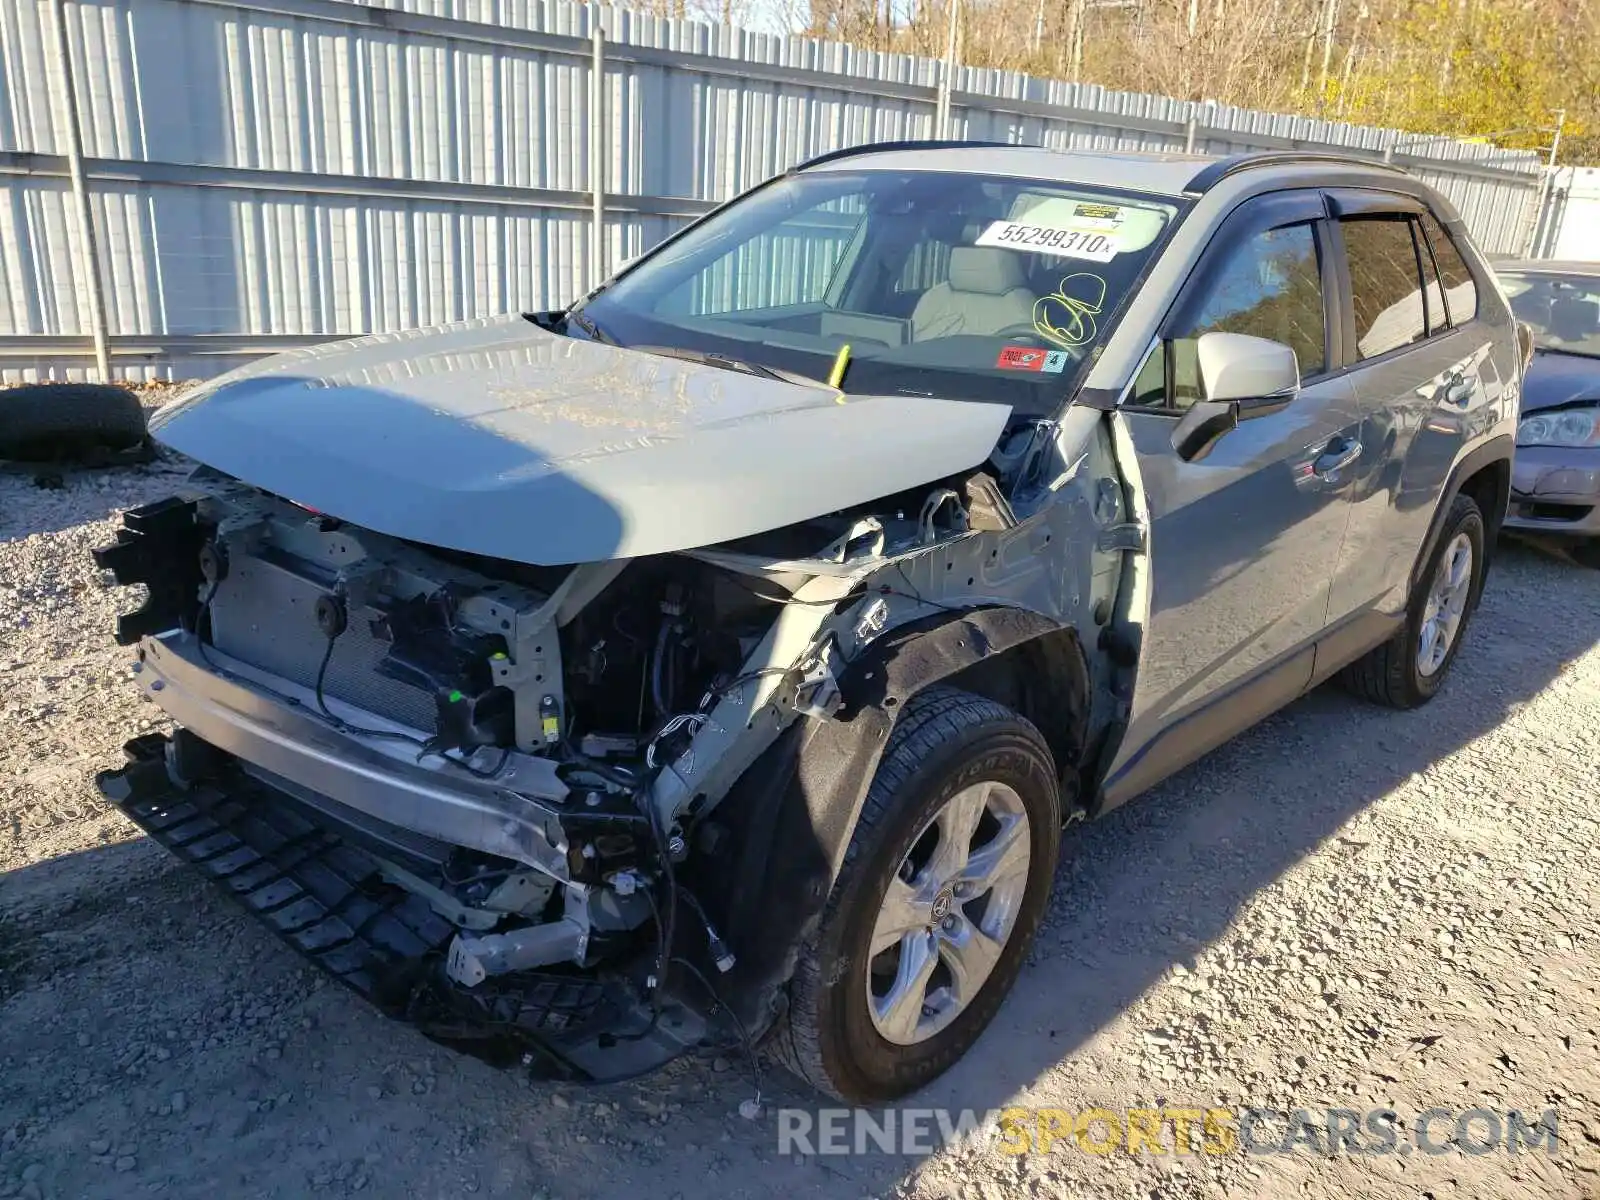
[790,139,1029,174]
[1184,150,1406,194]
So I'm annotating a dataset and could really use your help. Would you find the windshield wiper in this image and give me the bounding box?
[630,344,827,388]
[563,309,616,345]
[1534,344,1600,361]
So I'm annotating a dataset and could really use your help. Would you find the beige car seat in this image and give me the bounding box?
[911,247,1036,341]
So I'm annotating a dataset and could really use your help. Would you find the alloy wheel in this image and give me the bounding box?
[1418,531,1474,677]
[865,781,1032,1046]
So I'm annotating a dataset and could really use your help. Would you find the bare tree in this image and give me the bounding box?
[677,0,1599,159]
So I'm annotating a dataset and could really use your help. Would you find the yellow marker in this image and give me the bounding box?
[827,343,852,393]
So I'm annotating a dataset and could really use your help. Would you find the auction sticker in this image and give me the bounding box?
[975,218,1118,261]
[1066,202,1124,229]
[996,346,1070,373]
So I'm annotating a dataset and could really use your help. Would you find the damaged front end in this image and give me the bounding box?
[94,483,713,1076]
[93,399,1129,1080]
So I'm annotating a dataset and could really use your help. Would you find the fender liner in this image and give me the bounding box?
[1408,433,1514,596]
[695,605,1071,1035]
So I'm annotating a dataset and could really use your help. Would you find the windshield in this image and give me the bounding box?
[1501,271,1600,358]
[572,170,1182,413]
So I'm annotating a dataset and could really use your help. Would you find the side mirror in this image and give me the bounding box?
[1170,399,1238,462]
[1170,332,1301,462]
[1197,331,1301,405]
[1515,321,1536,370]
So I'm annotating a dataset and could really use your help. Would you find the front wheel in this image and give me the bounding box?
[1341,492,1486,708]
[775,686,1061,1102]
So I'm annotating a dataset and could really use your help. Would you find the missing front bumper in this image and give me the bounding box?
[125,632,575,877]
[96,735,710,1081]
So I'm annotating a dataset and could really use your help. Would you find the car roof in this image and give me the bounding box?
[793,143,1410,198]
[1494,259,1600,277]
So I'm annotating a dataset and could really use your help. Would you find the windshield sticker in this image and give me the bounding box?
[1033,273,1107,349]
[976,219,1119,262]
[998,196,1168,255]
[996,346,1070,373]
[1070,202,1124,227]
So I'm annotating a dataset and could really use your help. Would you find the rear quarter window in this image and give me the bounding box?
[1420,212,1479,324]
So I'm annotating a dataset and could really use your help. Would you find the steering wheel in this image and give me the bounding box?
[995,323,1050,344]
[997,324,1082,360]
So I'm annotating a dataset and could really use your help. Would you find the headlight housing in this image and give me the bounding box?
[1518,406,1600,448]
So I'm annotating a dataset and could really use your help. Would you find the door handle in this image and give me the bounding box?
[1312,437,1362,478]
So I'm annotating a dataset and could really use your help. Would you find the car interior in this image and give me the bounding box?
[1506,275,1600,352]
[659,196,1157,368]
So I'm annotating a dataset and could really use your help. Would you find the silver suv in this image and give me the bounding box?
[95,145,1518,1102]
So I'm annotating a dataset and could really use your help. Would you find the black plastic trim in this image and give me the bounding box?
[1307,608,1405,688]
[95,737,702,1082]
[1323,188,1426,217]
[1096,644,1316,811]
[1316,214,1352,372]
[702,606,1085,1034]
[1184,151,1407,195]
[91,497,212,646]
[790,139,1024,174]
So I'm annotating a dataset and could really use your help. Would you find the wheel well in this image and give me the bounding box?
[943,627,1091,805]
[1458,457,1510,541]
[1410,439,1515,594]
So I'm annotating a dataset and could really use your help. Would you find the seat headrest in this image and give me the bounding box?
[948,247,1027,296]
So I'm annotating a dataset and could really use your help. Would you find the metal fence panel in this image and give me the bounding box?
[0,0,1550,382]
[1535,166,1600,260]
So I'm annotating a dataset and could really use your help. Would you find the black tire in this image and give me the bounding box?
[1340,492,1486,709]
[0,383,147,462]
[774,686,1061,1102]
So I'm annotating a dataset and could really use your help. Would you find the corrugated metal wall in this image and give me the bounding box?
[0,0,1549,381]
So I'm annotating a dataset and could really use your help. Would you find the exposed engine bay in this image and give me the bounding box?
[92,401,1129,1081]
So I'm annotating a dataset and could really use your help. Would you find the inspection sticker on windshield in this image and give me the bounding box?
[996,346,1069,373]
[1067,202,1125,229]
[975,218,1120,262]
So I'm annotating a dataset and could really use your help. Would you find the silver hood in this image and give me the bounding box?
[152,315,1012,565]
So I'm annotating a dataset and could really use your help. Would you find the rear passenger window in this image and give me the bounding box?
[1420,213,1479,324]
[1341,216,1427,359]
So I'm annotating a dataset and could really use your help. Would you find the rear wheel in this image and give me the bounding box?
[1341,492,1486,708]
[776,686,1061,1102]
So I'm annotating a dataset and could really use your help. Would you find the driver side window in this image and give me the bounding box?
[1133,222,1326,410]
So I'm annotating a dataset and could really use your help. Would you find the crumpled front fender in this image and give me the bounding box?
[697,604,1072,1035]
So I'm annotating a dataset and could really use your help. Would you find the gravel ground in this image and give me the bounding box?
[1,427,1598,1199]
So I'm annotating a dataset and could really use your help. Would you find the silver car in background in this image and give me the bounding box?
[1497,260,1600,563]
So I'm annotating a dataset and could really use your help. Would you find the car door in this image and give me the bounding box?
[1323,194,1501,628]
[1101,190,1365,805]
